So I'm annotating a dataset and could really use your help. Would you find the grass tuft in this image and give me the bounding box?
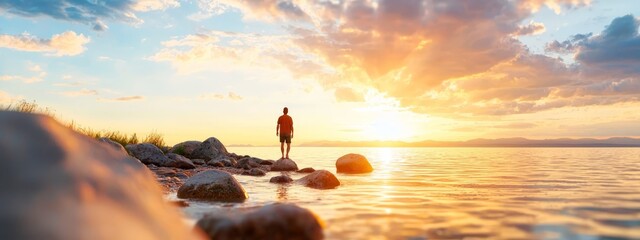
[3,100,167,149]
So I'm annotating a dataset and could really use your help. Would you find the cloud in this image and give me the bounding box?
[515,21,546,36]
[158,1,640,116]
[0,31,90,56]
[59,89,98,97]
[132,0,180,12]
[190,0,309,21]
[0,0,180,30]
[148,30,329,77]
[520,0,591,14]
[188,0,229,21]
[573,15,640,76]
[0,0,143,30]
[334,87,365,102]
[0,63,47,83]
[98,96,145,102]
[200,92,243,101]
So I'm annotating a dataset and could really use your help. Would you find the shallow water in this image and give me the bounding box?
[172,147,640,239]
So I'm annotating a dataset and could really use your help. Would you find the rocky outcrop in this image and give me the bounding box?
[336,153,373,173]
[177,170,247,202]
[297,170,340,189]
[271,158,299,171]
[0,111,201,240]
[98,137,127,154]
[169,141,202,158]
[191,137,228,161]
[196,203,323,240]
[269,175,293,184]
[166,153,196,169]
[125,143,171,166]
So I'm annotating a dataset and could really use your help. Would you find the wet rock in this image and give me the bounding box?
[177,170,247,202]
[0,111,200,240]
[192,137,229,161]
[336,153,373,173]
[192,159,206,165]
[297,167,315,173]
[297,170,340,189]
[176,172,190,180]
[269,175,293,184]
[154,168,177,177]
[125,143,171,166]
[168,140,202,158]
[170,200,190,208]
[196,203,323,240]
[270,158,299,171]
[166,153,196,169]
[236,157,262,169]
[260,160,275,165]
[243,168,266,176]
[208,161,225,168]
[98,137,127,154]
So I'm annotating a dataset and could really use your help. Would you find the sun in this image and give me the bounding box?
[363,114,413,141]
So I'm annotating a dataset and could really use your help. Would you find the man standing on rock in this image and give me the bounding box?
[277,107,294,159]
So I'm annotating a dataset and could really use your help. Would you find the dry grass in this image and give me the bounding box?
[3,100,166,149]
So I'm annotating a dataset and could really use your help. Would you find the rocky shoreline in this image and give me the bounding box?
[0,111,374,240]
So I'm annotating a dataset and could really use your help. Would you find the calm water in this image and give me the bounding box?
[172,147,640,239]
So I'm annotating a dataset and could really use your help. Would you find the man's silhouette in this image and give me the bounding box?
[276,107,293,159]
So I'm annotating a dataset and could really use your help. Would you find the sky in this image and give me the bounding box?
[1,0,639,146]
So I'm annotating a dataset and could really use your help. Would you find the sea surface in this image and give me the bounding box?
[171,147,640,239]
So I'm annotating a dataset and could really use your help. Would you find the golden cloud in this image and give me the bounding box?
[0,31,90,56]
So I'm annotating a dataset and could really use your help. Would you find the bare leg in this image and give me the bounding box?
[280,142,285,159]
[286,142,291,159]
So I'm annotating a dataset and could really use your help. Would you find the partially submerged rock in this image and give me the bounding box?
[177,170,248,202]
[336,153,373,173]
[297,167,315,173]
[271,158,299,171]
[297,170,340,189]
[0,111,201,239]
[126,143,171,166]
[196,203,323,240]
[269,175,293,184]
[243,168,266,176]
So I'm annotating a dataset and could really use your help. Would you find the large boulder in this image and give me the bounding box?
[177,170,247,202]
[168,141,202,159]
[98,137,127,155]
[166,153,196,169]
[297,170,340,189]
[270,158,299,171]
[196,203,323,240]
[191,137,229,161]
[336,153,373,173]
[0,111,203,240]
[125,143,170,166]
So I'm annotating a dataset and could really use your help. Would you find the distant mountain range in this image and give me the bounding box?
[299,137,640,147]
